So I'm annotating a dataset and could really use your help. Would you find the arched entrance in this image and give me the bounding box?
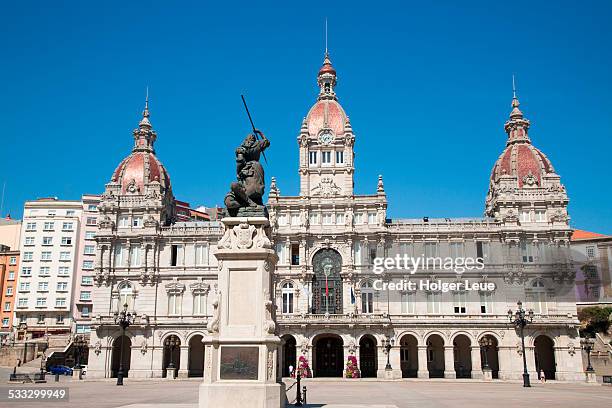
[426,334,445,378]
[282,335,297,377]
[479,335,499,379]
[399,334,418,378]
[188,335,204,377]
[359,335,377,378]
[162,335,181,378]
[313,334,344,377]
[534,335,556,380]
[453,334,472,378]
[111,335,131,378]
[312,249,343,314]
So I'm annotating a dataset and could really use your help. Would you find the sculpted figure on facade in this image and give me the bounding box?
[224,130,270,217]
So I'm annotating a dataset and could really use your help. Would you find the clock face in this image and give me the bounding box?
[319,130,334,145]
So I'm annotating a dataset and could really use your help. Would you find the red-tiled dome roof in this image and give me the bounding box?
[306,99,347,137]
[490,143,555,188]
[111,151,171,194]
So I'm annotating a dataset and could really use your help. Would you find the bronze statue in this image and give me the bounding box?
[224,129,270,217]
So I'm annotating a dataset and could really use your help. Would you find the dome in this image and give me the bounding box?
[111,151,172,194]
[306,99,347,138]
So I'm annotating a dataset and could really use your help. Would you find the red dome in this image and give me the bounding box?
[491,143,555,188]
[319,62,336,76]
[306,99,347,137]
[111,151,171,194]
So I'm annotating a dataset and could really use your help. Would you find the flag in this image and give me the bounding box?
[351,286,356,304]
[325,275,329,297]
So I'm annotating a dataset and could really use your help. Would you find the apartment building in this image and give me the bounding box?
[0,246,19,338]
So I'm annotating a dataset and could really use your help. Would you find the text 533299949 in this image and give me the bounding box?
[3,388,69,402]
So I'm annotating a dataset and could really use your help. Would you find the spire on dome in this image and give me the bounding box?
[504,76,530,144]
[133,89,157,152]
[317,20,337,101]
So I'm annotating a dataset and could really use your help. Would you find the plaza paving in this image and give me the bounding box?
[0,373,609,408]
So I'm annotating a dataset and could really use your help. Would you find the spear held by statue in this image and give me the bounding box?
[241,94,268,164]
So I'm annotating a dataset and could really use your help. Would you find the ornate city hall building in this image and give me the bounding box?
[88,53,583,382]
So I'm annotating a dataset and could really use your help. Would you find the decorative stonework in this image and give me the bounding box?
[207,292,221,334]
[311,177,342,197]
[218,221,272,250]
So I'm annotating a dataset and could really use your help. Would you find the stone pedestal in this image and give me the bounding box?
[166,368,176,380]
[585,370,597,383]
[482,367,493,381]
[72,368,82,380]
[199,217,286,408]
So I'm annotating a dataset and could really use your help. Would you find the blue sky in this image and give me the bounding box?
[1,1,611,233]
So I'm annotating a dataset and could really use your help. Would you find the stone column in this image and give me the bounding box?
[471,346,485,380]
[199,217,286,408]
[417,345,428,378]
[443,346,456,379]
[177,345,189,378]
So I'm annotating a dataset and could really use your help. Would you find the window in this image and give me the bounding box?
[275,242,289,265]
[76,324,91,333]
[355,212,364,225]
[425,242,438,258]
[8,271,15,280]
[55,298,66,307]
[367,212,376,224]
[43,221,55,231]
[309,151,318,165]
[277,214,288,226]
[449,242,464,258]
[586,246,596,259]
[37,314,45,323]
[56,315,65,324]
[520,240,534,263]
[398,242,412,257]
[336,213,344,225]
[426,292,441,314]
[66,210,75,216]
[40,252,52,261]
[361,281,374,314]
[322,213,333,225]
[19,282,30,292]
[81,276,93,285]
[291,244,300,266]
[86,216,97,226]
[353,241,363,265]
[476,241,490,261]
[81,306,90,317]
[85,231,95,240]
[118,216,129,228]
[195,244,209,266]
[535,210,546,222]
[42,236,53,245]
[5,286,13,296]
[530,280,547,314]
[114,244,127,267]
[170,244,184,266]
[62,222,74,231]
[57,282,68,291]
[453,291,467,314]
[80,291,91,301]
[336,151,344,164]
[18,298,28,308]
[290,214,300,226]
[87,204,97,211]
[321,151,331,164]
[132,216,143,227]
[59,252,71,261]
[25,222,36,231]
[84,245,95,255]
[23,252,33,261]
[192,290,207,316]
[520,210,531,223]
[39,267,50,276]
[168,293,181,315]
[480,292,492,314]
[21,267,32,276]
[309,213,319,225]
[130,245,141,267]
[118,283,134,310]
[4,302,10,312]
[2,318,8,327]
[282,282,294,314]
[37,282,49,292]
[24,237,34,245]
[401,292,415,314]
[61,236,72,245]
[36,298,47,307]
[9,256,16,265]
[58,267,69,276]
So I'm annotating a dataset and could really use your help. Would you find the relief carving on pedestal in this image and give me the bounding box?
[207,292,221,334]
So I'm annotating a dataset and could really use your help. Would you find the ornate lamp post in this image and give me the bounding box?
[581,337,595,372]
[508,301,534,387]
[383,337,395,370]
[479,336,493,369]
[73,335,88,370]
[114,303,135,386]
[164,335,179,377]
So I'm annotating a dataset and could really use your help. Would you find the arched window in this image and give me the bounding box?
[118,282,134,311]
[361,281,374,314]
[282,282,294,314]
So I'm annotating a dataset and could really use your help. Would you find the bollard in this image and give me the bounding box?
[55,373,60,382]
[303,386,307,405]
[295,371,303,406]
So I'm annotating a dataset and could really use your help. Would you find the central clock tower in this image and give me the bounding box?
[298,52,355,197]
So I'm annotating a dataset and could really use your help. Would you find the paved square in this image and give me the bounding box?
[0,377,609,408]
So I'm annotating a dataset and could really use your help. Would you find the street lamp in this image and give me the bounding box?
[508,301,534,387]
[581,337,595,372]
[114,303,135,386]
[73,335,88,370]
[164,335,179,376]
[478,336,494,370]
[383,337,395,370]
